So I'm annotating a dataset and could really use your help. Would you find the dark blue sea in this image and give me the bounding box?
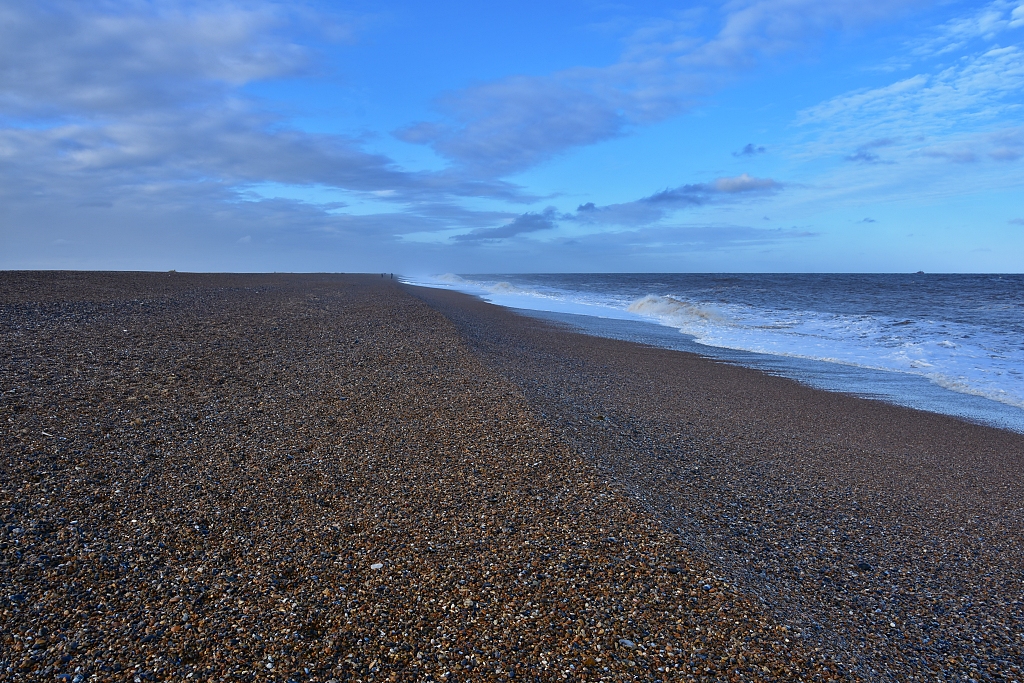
[408,273,1024,433]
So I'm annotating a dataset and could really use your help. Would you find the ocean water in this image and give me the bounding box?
[406,273,1024,434]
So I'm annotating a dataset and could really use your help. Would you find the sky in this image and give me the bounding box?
[1,0,1023,273]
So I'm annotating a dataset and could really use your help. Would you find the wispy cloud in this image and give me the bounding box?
[571,174,783,229]
[0,2,314,118]
[552,223,817,258]
[911,0,1024,57]
[674,0,917,69]
[779,16,1024,229]
[397,0,916,176]
[988,127,1024,160]
[921,147,978,163]
[451,207,561,242]
[647,174,781,203]
[800,41,1024,144]
[797,27,1024,173]
[733,143,766,156]
[845,138,897,163]
[395,79,627,177]
[444,173,785,243]
[0,0,543,225]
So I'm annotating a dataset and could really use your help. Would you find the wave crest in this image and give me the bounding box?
[627,295,726,325]
[488,281,522,294]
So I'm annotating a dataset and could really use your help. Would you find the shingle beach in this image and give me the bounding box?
[2,273,1022,682]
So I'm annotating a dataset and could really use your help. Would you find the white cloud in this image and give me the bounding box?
[798,0,1024,172]
[912,0,1024,56]
[797,43,1024,160]
[396,77,626,177]
[712,173,781,192]
[799,75,929,126]
[1012,3,1024,28]
[0,1,311,117]
[451,207,561,242]
[2,0,1013,271]
[0,0,547,247]
[684,0,917,68]
[570,174,784,230]
[396,0,917,176]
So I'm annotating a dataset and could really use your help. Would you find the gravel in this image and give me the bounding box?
[411,283,1024,683]
[1,272,835,682]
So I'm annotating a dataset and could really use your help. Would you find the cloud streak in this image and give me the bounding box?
[550,223,817,261]
[451,207,560,242]
[0,1,311,118]
[799,41,1024,158]
[734,143,766,156]
[911,0,1024,57]
[397,0,918,176]
[571,174,784,228]
[441,173,784,244]
[845,137,897,163]
[647,174,781,203]
[0,0,552,241]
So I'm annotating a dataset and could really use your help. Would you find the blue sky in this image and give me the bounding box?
[1,0,1022,273]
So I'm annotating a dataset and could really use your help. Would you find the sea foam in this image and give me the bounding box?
[409,273,1024,427]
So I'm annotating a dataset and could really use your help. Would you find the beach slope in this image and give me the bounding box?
[410,283,1024,682]
[2,273,829,682]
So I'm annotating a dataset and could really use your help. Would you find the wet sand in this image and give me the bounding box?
[1,272,1021,682]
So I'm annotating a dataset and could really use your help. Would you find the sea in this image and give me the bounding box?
[406,273,1024,434]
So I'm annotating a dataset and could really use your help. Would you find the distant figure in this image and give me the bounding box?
[381,273,384,278]
[390,273,394,279]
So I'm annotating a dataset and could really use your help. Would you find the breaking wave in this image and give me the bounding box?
[488,281,525,294]
[626,295,727,327]
[406,273,1024,424]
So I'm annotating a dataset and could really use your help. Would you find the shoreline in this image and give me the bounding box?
[514,307,1024,435]
[408,283,1024,681]
[2,272,1021,682]
[405,278,1024,435]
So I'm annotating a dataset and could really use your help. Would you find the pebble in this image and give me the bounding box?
[415,282,1024,681]
[0,273,835,682]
